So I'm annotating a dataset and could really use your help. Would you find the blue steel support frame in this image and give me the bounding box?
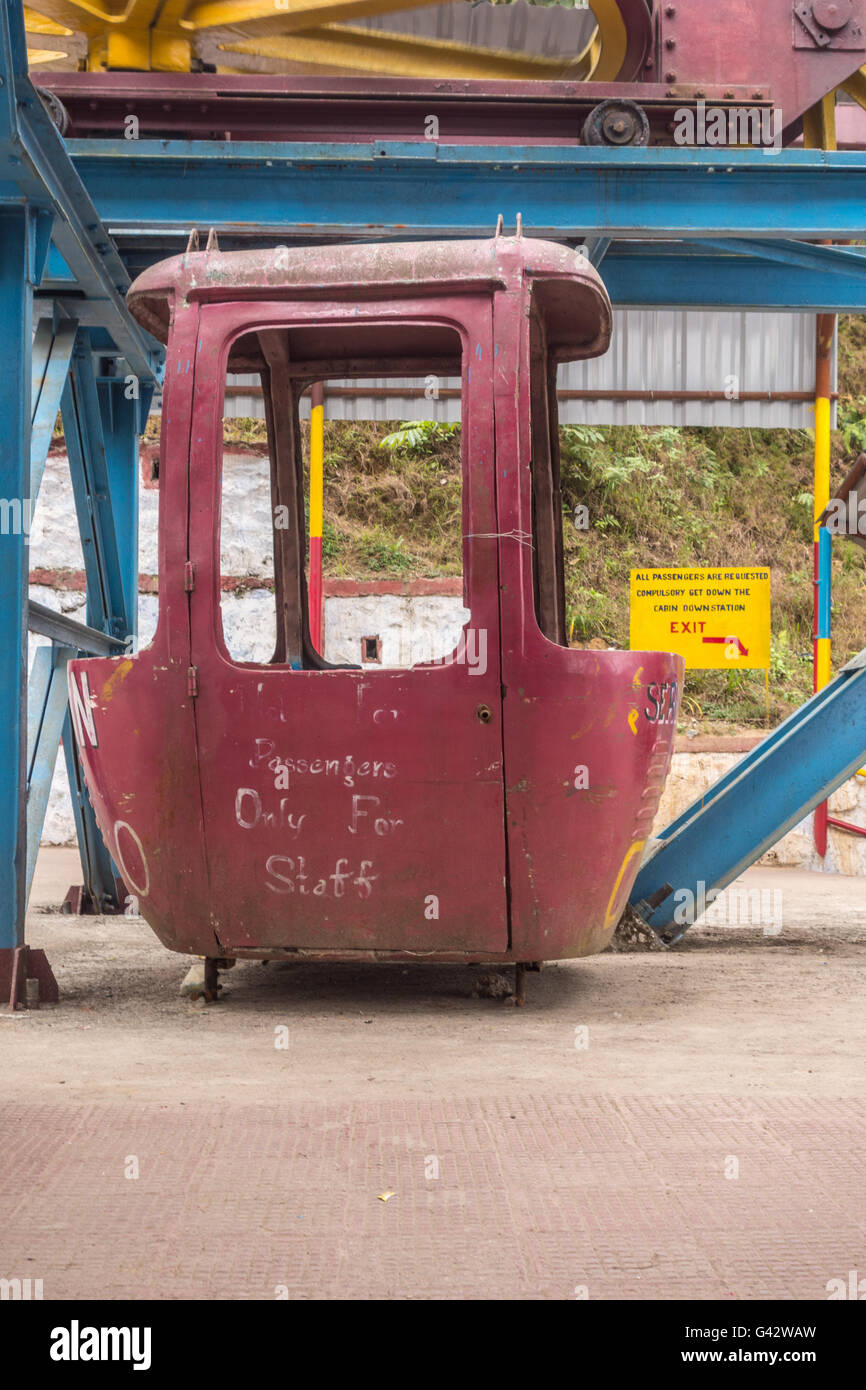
[6,0,866,989]
[0,0,160,1002]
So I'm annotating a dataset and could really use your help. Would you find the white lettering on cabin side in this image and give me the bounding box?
[347,794,403,837]
[248,741,397,789]
[265,856,379,900]
[234,788,306,837]
[68,670,98,749]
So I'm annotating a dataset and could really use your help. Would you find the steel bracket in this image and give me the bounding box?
[0,945,59,1011]
[794,0,865,49]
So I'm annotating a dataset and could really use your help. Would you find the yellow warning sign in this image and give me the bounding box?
[630,567,771,671]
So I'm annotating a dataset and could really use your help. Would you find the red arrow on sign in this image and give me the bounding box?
[702,636,749,657]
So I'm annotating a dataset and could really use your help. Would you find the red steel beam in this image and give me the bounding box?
[37,71,772,145]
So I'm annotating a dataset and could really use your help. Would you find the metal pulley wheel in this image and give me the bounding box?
[582,98,651,147]
[35,87,69,135]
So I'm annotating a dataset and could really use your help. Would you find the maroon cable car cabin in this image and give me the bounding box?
[68,235,682,965]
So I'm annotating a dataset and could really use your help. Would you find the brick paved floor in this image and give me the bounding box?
[4,1093,865,1299]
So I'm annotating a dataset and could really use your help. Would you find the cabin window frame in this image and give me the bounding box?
[188,300,496,674]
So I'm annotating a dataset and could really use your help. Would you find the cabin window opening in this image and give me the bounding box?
[217,320,470,670]
[361,636,382,664]
[528,306,568,647]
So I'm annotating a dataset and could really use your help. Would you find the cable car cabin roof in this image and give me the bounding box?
[127,237,611,375]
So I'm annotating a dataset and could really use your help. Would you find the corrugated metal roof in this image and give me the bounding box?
[224,312,831,429]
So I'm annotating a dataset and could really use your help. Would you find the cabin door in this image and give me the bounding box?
[187,300,509,955]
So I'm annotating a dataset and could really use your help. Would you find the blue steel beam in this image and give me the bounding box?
[694,239,866,278]
[629,650,866,943]
[69,142,866,242]
[601,245,866,312]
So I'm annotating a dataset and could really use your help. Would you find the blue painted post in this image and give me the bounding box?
[0,209,33,955]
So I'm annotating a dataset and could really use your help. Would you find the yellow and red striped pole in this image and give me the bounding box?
[803,104,836,858]
[308,381,325,652]
[813,314,835,857]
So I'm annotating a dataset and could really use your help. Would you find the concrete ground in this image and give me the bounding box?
[2,847,865,1300]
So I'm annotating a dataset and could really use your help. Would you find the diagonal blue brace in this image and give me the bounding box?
[26,643,74,900]
[30,317,77,504]
[629,648,866,943]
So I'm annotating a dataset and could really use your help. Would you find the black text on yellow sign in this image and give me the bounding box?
[630,567,771,671]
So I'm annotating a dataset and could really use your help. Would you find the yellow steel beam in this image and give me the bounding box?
[840,66,866,111]
[802,91,837,151]
[26,46,74,61]
[220,25,592,80]
[183,0,453,33]
[23,1,107,36]
[23,7,73,34]
[586,0,628,81]
[25,0,143,26]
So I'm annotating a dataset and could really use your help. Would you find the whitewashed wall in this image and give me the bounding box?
[653,753,866,877]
